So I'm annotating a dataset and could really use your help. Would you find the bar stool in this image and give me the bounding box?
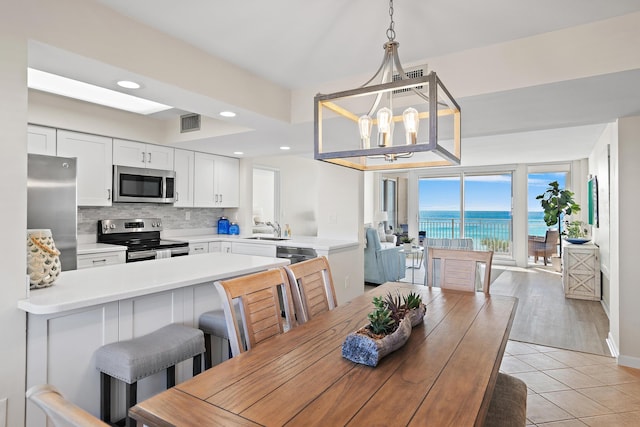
[95,323,205,427]
[199,302,244,369]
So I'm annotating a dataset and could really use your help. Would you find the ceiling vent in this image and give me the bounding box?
[180,113,201,133]
[393,65,427,95]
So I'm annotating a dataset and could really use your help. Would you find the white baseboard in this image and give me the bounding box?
[618,353,640,369]
[606,332,619,358]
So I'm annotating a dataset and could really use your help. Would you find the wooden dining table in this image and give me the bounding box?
[129,282,518,427]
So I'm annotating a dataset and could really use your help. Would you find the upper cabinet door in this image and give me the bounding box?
[174,149,194,207]
[27,125,57,155]
[56,130,113,206]
[193,152,216,207]
[113,139,174,170]
[215,156,239,208]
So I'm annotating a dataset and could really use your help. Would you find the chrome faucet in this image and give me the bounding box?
[266,221,281,237]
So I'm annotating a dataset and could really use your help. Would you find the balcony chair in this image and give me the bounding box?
[528,229,559,265]
[422,238,475,287]
[214,268,296,357]
[426,247,494,293]
[364,227,406,285]
[283,256,337,324]
[26,384,109,427]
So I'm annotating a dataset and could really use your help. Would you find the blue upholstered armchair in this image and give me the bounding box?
[364,227,406,285]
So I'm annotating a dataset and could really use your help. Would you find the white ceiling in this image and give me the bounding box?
[29,0,640,164]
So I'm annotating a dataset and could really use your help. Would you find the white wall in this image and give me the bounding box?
[0,5,28,426]
[615,115,640,368]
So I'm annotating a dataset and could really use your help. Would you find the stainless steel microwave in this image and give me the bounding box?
[113,165,176,203]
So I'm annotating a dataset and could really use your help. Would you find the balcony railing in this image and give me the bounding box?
[419,218,513,255]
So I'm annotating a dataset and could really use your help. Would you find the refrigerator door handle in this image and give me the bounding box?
[107,189,111,201]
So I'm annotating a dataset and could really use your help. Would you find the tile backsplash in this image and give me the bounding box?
[78,204,225,235]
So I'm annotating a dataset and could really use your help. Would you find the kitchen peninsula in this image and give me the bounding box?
[18,252,290,427]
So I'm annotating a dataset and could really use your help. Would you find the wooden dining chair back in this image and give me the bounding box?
[26,384,109,427]
[283,256,337,324]
[427,247,494,293]
[214,268,296,357]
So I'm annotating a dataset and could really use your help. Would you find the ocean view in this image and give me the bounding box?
[418,210,548,241]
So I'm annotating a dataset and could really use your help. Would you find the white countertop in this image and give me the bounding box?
[77,243,127,255]
[168,234,358,251]
[18,253,288,315]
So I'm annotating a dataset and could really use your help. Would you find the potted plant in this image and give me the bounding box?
[536,181,580,255]
[342,292,426,367]
[564,219,590,244]
[400,236,415,252]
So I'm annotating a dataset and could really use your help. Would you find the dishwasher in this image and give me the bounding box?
[276,246,317,264]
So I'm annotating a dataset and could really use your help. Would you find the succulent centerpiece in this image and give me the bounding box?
[342,291,426,367]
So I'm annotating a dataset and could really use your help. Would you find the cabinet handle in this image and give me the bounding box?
[107,189,111,201]
[148,152,151,163]
[92,259,107,264]
[175,191,179,202]
[219,193,223,204]
[214,194,218,203]
[141,152,146,163]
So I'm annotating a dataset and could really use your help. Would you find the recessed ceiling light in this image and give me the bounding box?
[220,111,236,118]
[233,151,244,155]
[117,80,141,89]
[27,68,172,115]
[280,146,291,150]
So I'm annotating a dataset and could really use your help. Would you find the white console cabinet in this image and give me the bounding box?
[562,242,600,301]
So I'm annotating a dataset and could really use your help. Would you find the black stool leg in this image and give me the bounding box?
[204,332,212,370]
[100,372,111,423]
[125,382,137,427]
[193,354,202,376]
[166,365,176,388]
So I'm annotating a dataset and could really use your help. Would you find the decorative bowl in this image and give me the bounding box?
[565,238,590,244]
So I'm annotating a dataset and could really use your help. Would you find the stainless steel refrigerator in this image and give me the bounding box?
[27,153,78,271]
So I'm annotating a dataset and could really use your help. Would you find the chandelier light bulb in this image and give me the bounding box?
[403,107,420,145]
[358,115,373,149]
[377,107,394,147]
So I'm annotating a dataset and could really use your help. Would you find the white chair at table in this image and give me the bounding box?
[426,247,493,293]
[214,268,297,357]
[283,256,337,324]
[422,238,474,286]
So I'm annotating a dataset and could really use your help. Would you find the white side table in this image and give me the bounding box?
[399,246,424,284]
[562,242,600,300]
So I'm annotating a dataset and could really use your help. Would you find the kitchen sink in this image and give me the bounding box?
[246,236,290,241]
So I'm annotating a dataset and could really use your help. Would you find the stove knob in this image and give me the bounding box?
[157,222,162,227]
[153,222,158,227]
[110,224,116,229]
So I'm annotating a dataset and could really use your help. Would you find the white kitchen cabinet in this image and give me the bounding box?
[193,152,239,208]
[77,251,126,269]
[208,241,221,252]
[113,138,174,170]
[174,149,195,207]
[231,242,276,257]
[563,242,601,300]
[27,124,56,155]
[56,130,113,206]
[189,242,209,255]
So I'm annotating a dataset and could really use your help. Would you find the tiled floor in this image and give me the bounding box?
[502,340,640,426]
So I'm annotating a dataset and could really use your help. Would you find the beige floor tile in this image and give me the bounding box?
[577,385,640,412]
[540,390,612,418]
[574,364,640,386]
[500,355,538,374]
[538,419,588,426]
[514,371,573,393]
[579,410,640,427]
[529,343,568,353]
[516,352,570,370]
[543,368,606,389]
[506,340,540,355]
[526,394,574,424]
[614,381,640,400]
[544,350,608,368]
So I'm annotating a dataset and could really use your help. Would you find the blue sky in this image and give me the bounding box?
[418,172,567,212]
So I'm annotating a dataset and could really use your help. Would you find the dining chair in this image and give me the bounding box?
[214,268,296,357]
[283,256,337,324]
[426,247,494,293]
[26,384,109,427]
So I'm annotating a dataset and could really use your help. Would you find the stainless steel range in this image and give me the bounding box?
[97,218,189,262]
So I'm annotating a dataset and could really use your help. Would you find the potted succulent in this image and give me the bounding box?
[342,291,426,367]
[400,236,415,252]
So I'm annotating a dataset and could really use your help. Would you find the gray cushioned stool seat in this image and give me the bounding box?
[199,309,229,340]
[95,324,205,427]
[484,372,528,427]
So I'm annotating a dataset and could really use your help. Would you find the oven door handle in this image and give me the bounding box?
[171,247,190,256]
[128,249,157,260]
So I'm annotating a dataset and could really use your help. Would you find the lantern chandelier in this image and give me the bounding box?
[314,0,461,171]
